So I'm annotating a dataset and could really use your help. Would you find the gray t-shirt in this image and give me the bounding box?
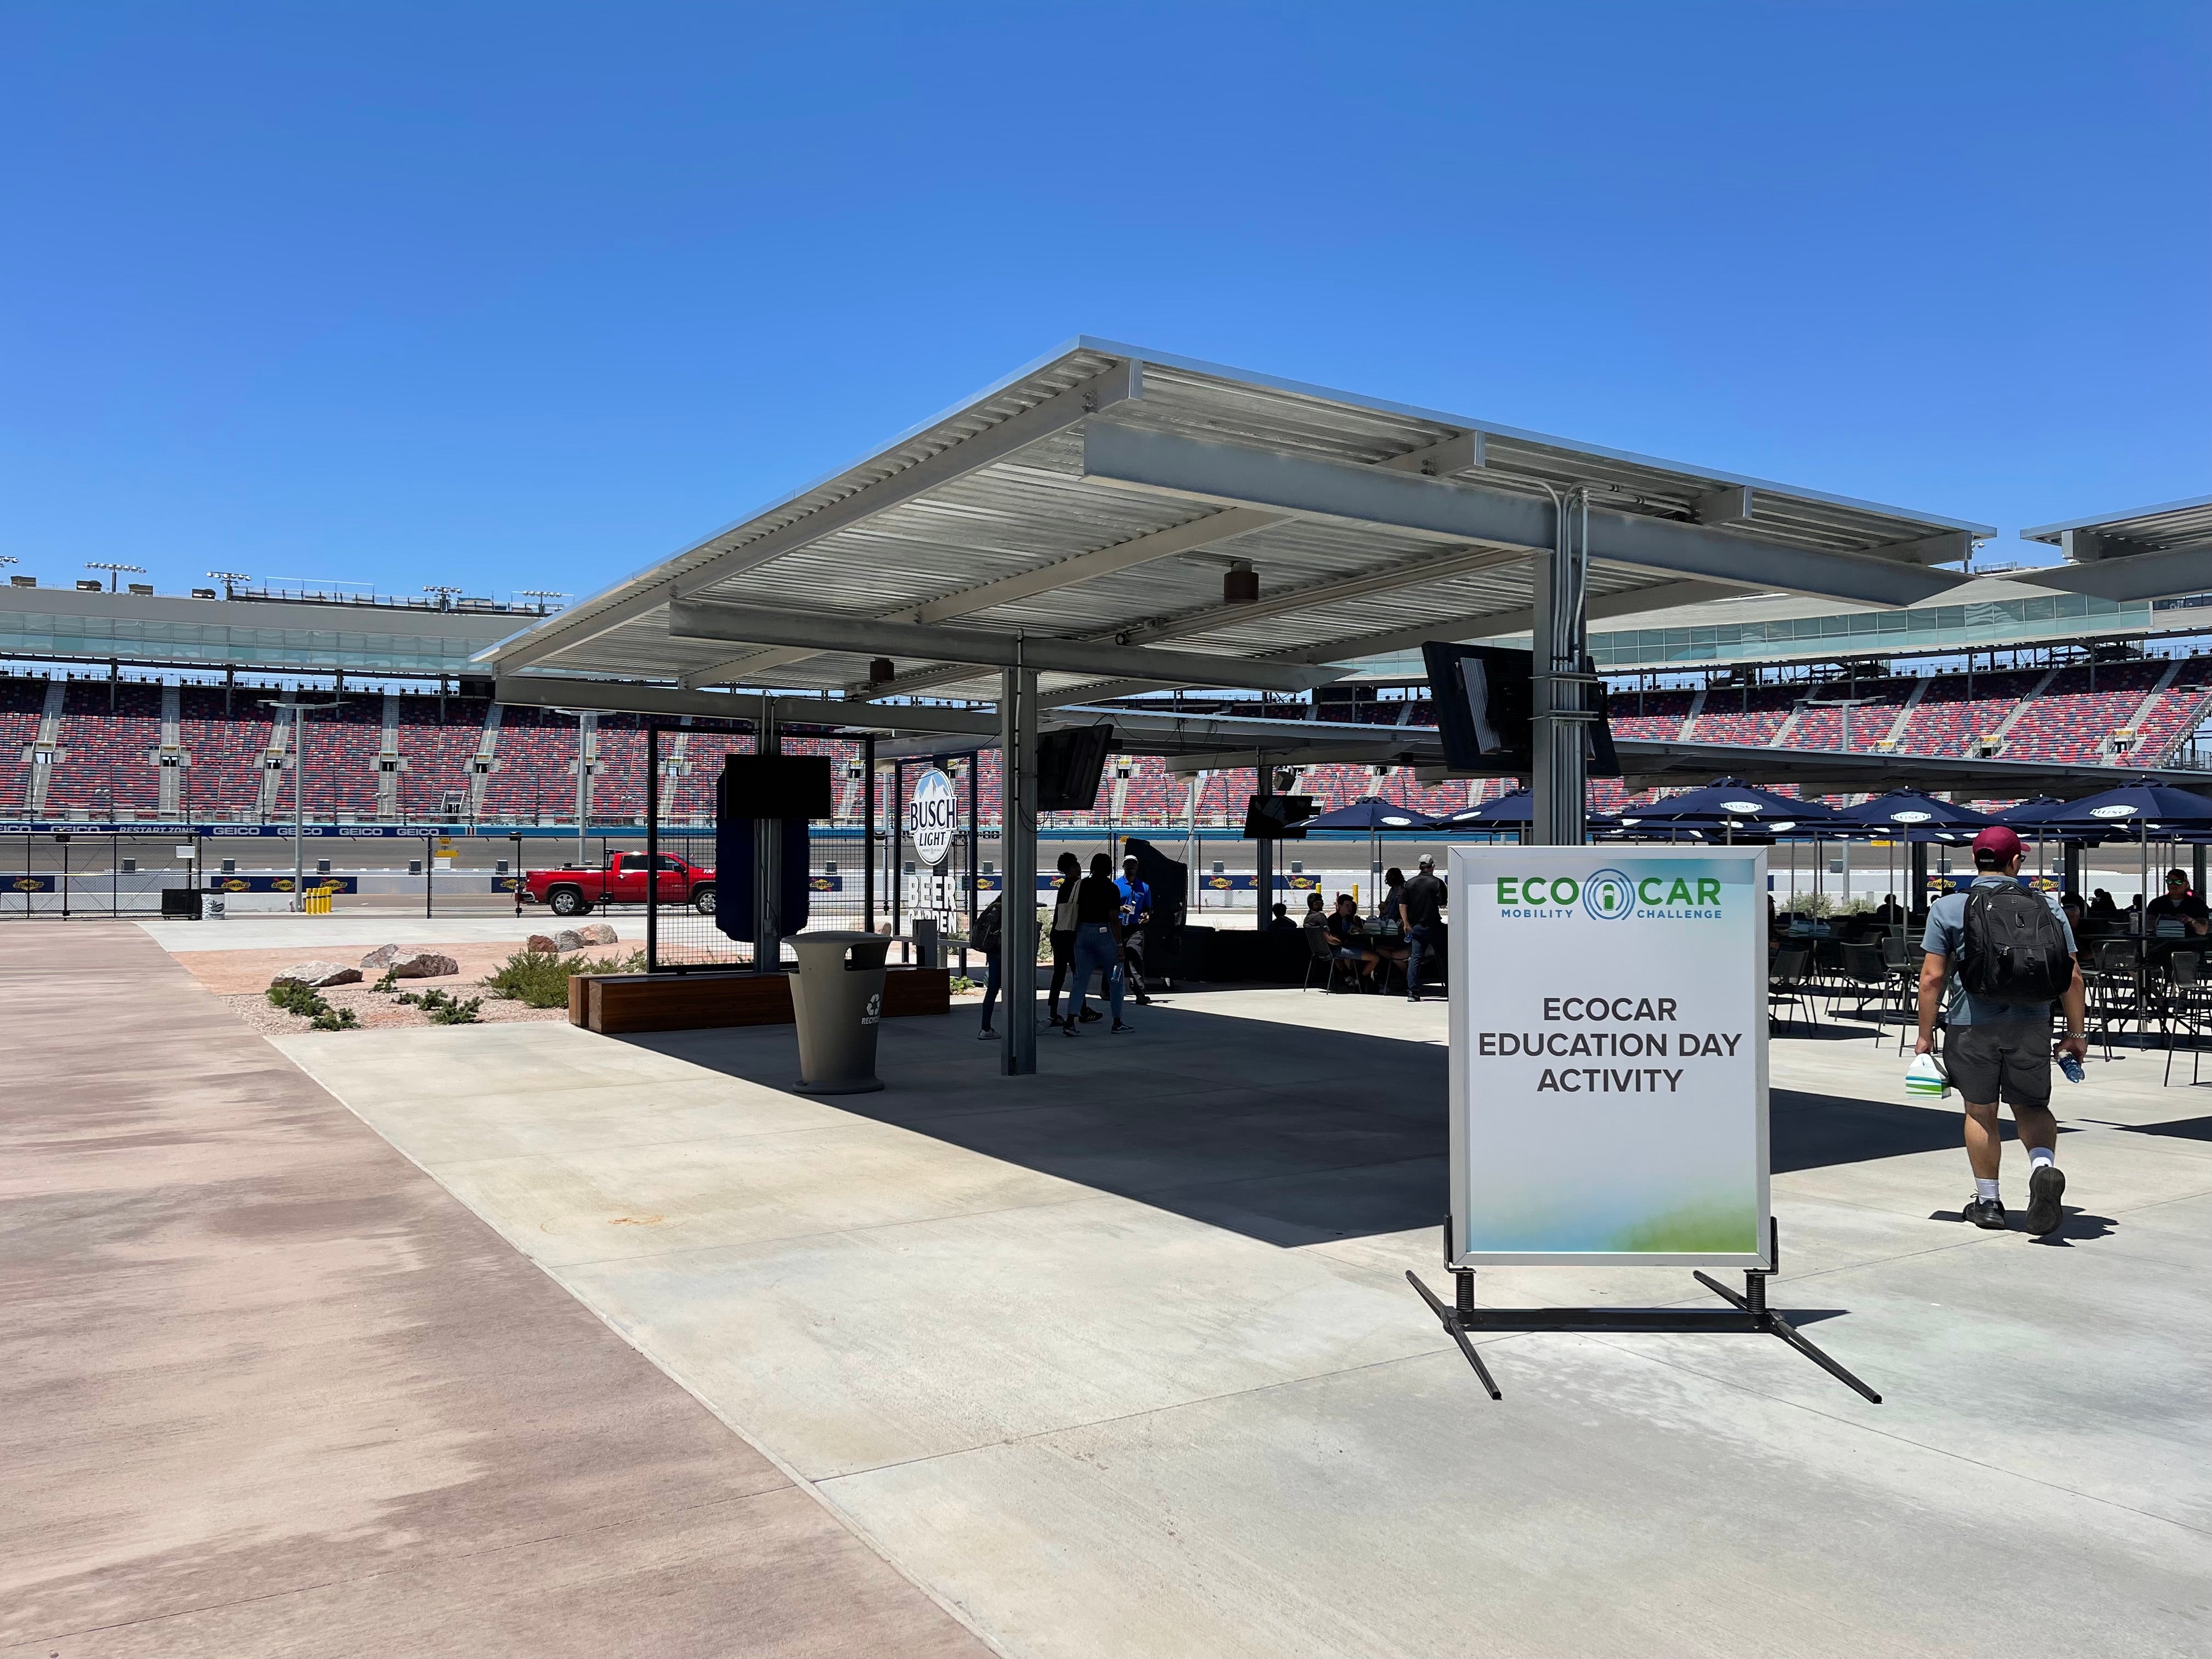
[1921,876,2076,1026]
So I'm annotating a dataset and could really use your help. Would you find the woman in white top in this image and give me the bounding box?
[1046,853,1092,1026]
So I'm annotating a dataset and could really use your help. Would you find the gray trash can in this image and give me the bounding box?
[786,930,891,1094]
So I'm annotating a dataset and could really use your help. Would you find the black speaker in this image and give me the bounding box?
[458,676,495,701]
[1037,726,1113,812]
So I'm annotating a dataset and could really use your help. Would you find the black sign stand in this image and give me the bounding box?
[1407,1217,1881,1404]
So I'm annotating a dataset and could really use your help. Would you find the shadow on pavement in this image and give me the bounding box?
[616,1000,2018,1250]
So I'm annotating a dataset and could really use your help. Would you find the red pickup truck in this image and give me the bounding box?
[521,853,716,917]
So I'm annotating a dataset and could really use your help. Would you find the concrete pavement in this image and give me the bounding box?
[1,924,990,1659]
[267,984,2212,1656]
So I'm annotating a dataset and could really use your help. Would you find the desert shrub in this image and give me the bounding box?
[268,980,330,1018]
[268,980,357,1029]
[398,987,482,1024]
[481,947,645,1009]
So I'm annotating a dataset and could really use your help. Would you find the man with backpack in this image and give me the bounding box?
[1915,826,2086,1234]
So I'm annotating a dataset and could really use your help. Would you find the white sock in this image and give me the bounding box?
[2027,1146,2056,1170]
[1975,1178,2000,1202]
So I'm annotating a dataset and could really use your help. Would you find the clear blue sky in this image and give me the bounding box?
[3,2,2205,605]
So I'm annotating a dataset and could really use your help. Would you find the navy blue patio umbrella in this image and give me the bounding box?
[2031,778,2212,910]
[1830,789,1993,844]
[1302,795,1441,832]
[1610,777,1843,842]
[1432,787,1619,837]
[1302,795,1440,907]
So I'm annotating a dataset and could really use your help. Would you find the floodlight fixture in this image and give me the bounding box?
[205,570,252,598]
[423,584,465,611]
[86,560,147,592]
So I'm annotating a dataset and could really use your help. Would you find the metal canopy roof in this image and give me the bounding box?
[481,338,1993,708]
[2017,495,2212,603]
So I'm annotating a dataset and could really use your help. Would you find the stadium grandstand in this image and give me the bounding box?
[8,562,2212,831]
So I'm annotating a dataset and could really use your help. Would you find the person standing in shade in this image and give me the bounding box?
[1064,852,1131,1034]
[1399,854,1447,1002]
[1915,825,2086,1234]
[972,893,1003,1040]
[1045,852,1093,1028]
[1116,853,1154,1007]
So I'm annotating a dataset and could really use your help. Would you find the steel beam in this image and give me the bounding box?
[667,599,1341,693]
[1269,579,1741,666]
[1376,431,1485,477]
[495,673,1001,735]
[2010,545,2212,604]
[1081,422,1970,609]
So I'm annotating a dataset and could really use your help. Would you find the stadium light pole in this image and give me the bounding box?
[87,560,146,593]
[259,692,345,910]
[551,708,595,870]
[206,571,251,599]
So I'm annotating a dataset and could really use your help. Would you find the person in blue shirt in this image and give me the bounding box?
[1115,854,1154,1006]
[1915,826,2086,1235]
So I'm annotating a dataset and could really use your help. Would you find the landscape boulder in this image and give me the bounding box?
[553,928,585,952]
[525,933,558,954]
[382,950,458,980]
[270,962,362,991]
[359,943,402,972]
[577,922,619,945]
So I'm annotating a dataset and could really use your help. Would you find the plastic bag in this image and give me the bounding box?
[1905,1052,1950,1099]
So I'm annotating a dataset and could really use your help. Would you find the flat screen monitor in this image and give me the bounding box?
[1242,794,1319,840]
[1421,640,1618,777]
[1037,726,1114,812]
[720,754,834,820]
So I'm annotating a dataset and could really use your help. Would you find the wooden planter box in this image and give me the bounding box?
[567,966,950,1035]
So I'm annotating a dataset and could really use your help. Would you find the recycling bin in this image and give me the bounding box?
[786,930,891,1094]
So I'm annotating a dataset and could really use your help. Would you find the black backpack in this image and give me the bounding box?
[1959,883,2073,1003]
[969,895,1003,955]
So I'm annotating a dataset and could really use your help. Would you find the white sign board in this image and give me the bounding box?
[1448,845,1768,1268]
[906,768,957,867]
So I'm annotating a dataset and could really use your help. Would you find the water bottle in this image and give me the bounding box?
[2059,1052,2085,1084]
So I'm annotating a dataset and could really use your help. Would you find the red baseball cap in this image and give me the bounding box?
[1972,825,2024,863]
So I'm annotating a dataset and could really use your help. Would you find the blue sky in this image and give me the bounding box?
[3,2,2205,605]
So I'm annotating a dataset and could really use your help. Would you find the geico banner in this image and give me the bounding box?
[1449,845,1768,1268]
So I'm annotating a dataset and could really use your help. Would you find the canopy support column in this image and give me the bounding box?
[1255,760,1273,928]
[1532,488,1590,847]
[754,697,781,972]
[999,663,1039,1076]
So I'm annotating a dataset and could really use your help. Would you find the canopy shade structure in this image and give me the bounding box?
[478,338,1994,707]
[2017,495,2212,603]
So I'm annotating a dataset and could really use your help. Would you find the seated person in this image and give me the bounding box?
[1872,892,1905,927]
[1370,868,1412,973]
[2089,888,2120,925]
[1323,893,1379,988]
[2145,869,2210,940]
[2060,892,2091,966]
[1265,901,1300,934]
[1300,890,1329,947]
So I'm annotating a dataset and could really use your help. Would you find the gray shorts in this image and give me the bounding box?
[1944,1022,2052,1111]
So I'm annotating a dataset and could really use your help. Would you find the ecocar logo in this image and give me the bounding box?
[1582,868,1637,921]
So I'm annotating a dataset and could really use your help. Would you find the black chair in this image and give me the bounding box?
[1768,944,1821,1031]
[2163,951,2211,1086]
[1837,943,1893,1030]
[1302,927,1360,994]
